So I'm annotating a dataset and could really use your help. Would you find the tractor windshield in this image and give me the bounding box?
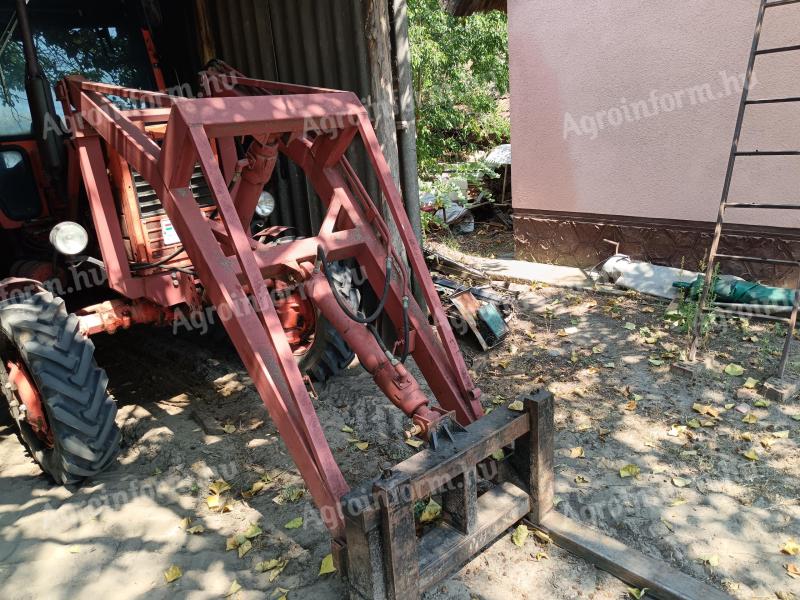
[0,3,155,139]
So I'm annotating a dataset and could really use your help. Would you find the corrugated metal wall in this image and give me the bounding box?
[207,0,383,237]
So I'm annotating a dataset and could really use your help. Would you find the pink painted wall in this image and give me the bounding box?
[508,0,800,227]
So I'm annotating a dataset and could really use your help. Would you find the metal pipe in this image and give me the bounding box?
[15,0,64,183]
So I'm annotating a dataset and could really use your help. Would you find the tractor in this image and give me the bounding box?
[0,1,551,597]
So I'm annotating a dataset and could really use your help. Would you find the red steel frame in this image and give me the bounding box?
[55,73,483,539]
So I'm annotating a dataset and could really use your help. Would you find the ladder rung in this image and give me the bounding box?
[725,202,800,209]
[735,150,800,156]
[715,253,800,267]
[765,0,800,7]
[746,96,800,104]
[707,307,792,323]
[755,43,800,55]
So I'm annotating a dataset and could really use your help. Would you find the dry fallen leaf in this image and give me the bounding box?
[575,475,589,484]
[511,524,529,547]
[420,499,442,524]
[405,438,424,449]
[570,447,585,459]
[774,430,790,439]
[238,540,253,558]
[243,479,268,499]
[782,540,800,556]
[257,558,288,582]
[692,403,720,418]
[341,425,354,433]
[187,525,205,535]
[703,555,720,567]
[619,464,641,479]
[355,441,369,451]
[244,523,263,539]
[742,413,758,424]
[724,363,745,377]
[786,563,800,578]
[532,529,552,544]
[743,377,759,389]
[222,423,237,434]
[672,477,691,488]
[508,400,525,412]
[319,553,336,576]
[742,448,759,461]
[628,587,649,599]
[206,493,225,510]
[209,480,232,495]
[164,565,183,583]
[225,580,242,597]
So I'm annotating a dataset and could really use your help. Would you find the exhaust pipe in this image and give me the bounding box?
[15,0,64,184]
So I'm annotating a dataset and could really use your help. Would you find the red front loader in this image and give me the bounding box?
[0,2,551,598]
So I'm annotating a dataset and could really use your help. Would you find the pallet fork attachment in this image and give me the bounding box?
[55,68,734,599]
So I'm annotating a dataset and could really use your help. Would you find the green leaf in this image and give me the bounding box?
[619,464,641,478]
[743,377,758,389]
[628,587,649,599]
[164,565,182,583]
[624,322,637,330]
[419,499,442,524]
[723,363,744,377]
[284,517,303,530]
[511,524,528,547]
[319,553,337,576]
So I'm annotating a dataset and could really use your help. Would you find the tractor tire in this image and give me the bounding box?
[297,262,361,384]
[0,290,120,485]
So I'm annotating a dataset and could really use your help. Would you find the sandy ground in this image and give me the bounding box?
[1,241,799,599]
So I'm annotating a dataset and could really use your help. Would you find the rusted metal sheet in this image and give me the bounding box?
[206,0,384,238]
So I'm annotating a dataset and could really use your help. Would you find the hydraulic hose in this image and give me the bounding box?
[317,246,391,325]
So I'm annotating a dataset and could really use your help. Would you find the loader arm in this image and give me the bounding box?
[56,73,483,539]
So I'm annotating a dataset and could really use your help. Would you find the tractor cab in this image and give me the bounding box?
[0,0,162,276]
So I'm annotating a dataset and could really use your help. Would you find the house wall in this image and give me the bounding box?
[508,0,800,282]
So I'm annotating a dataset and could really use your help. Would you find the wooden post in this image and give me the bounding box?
[364,0,407,264]
[511,389,555,523]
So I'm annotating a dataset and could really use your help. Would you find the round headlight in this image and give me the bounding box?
[255,190,276,219]
[49,221,89,256]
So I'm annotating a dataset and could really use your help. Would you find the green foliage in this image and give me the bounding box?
[675,267,720,336]
[408,0,509,175]
[418,159,500,236]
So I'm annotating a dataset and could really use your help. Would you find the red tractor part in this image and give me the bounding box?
[55,72,484,541]
[6,360,53,447]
